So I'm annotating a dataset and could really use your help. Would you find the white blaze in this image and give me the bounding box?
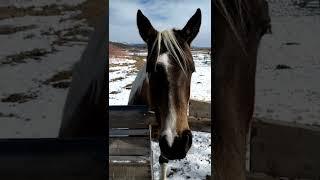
[158,53,177,147]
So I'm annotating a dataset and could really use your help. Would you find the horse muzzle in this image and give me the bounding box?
[159,130,192,160]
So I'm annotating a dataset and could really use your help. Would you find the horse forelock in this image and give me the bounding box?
[215,0,271,53]
[215,0,257,54]
[150,29,193,76]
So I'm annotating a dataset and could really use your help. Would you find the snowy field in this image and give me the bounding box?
[109,50,211,179]
[255,0,320,126]
[0,0,94,138]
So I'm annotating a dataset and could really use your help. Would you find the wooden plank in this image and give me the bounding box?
[109,103,212,132]
[189,99,211,118]
[0,138,106,180]
[108,121,153,180]
[246,172,279,180]
[109,137,150,156]
[109,155,150,163]
[109,162,151,180]
[109,106,154,128]
[189,116,211,132]
[250,118,320,179]
[109,129,149,137]
[109,156,151,179]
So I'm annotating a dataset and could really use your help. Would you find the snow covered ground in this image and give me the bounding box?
[152,131,211,180]
[255,0,320,126]
[109,50,211,179]
[0,0,93,138]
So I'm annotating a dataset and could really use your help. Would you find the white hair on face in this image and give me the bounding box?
[151,29,189,76]
[157,53,177,147]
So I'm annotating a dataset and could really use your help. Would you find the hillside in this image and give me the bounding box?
[109,41,211,51]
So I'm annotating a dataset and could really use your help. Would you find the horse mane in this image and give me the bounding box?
[151,29,191,76]
[215,0,250,53]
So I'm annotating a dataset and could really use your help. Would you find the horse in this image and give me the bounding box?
[128,9,201,180]
[213,0,271,179]
[59,16,107,138]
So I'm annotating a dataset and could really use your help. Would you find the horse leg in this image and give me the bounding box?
[159,155,168,180]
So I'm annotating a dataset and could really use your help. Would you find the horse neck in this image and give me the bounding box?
[128,64,151,106]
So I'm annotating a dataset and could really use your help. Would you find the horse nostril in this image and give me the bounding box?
[159,135,170,153]
[158,131,193,160]
[181,130,193,153]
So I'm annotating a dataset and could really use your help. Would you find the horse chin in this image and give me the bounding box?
[159,130,192,160]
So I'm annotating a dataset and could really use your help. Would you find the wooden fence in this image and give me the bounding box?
[179,100,320,180]
[109,105,154,180]
[249,118,320,179]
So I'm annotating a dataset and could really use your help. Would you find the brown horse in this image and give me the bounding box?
[214,0,271,179]
[128,9,201,180]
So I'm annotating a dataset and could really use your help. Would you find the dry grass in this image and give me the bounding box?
[2,48,51,65]
[0,0,107,27]
[43,70,72,84]
[109,44,127,57]
[109,77,124,82]
[43,70,72,89]
[0,5,79,20]
[0,24,37,35]
[1,92,38,103]
[132,55,145,70]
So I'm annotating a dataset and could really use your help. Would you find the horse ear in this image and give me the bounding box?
[137,10,157,43]
[181,8,201,44]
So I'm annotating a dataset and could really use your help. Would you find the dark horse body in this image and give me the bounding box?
[58,17,107,138]
[128,9,201,180]
[214,0,271,179]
